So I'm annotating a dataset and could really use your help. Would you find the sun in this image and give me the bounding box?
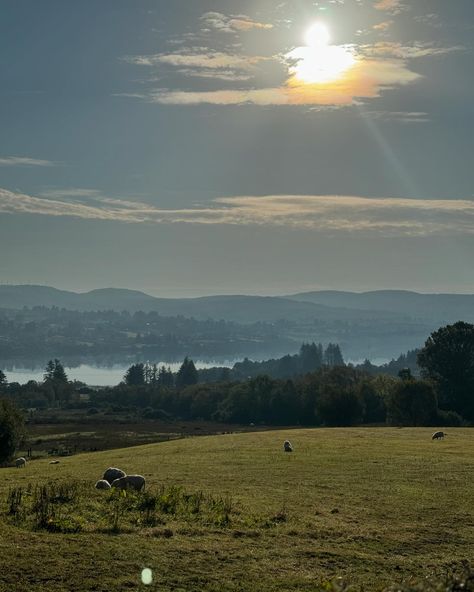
[287,22,356,85]
[305,22,331,48]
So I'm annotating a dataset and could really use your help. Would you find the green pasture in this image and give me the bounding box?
[1,428,473,591]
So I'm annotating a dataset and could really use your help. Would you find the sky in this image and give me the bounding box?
[1,0,473,296]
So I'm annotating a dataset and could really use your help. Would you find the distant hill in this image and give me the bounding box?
[0,285,398,324]
[286,290,474,323]
[1,285,472,361]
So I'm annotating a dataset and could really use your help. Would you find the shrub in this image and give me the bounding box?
[0,398,25,463]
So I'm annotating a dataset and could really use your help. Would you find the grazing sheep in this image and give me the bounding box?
[111,474,146,492]
[432,431,445,440]
[283,440,293,452]
[103,467,126,484]
[15,457,26,468]
[95,479,112,490]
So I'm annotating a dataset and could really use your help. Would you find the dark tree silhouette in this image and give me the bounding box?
[176,357,198,389]
[44,359,68,383]
[418,322,474,420]
[386,379,438,426]
[324,343,344,367]
[124,363,145,386]
[0,370,7,390]
[0,398,25,463]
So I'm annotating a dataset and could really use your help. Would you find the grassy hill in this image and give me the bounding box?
[1,428,473,591]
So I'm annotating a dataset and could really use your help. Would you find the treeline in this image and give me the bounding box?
[1,322,473,428]
[85,367,460,427]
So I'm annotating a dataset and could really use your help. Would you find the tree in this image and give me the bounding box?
[299,343,323,374]
[386,379,438,426]
[316,387,363,426]
[158,365,174,388]
[44,359,68,383]
[0,370,7,391]
[176,357,198,389]
[357,380,386,424]
[43,359,70,404]
[0,398,25,464]
[417,322,474,420]
[124,363,145,386]
[324,344,344,367]
[312,366,363,426]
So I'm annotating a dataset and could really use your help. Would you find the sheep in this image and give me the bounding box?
[103,467,126,484]
[111,475,146,492]
[49,460,60,465]
[432,431,445,440]
[95,479,112,490]
[15,457,26,468]
[283,440,293,452]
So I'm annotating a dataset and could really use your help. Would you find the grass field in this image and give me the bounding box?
[1,427,473,591]
[22,413,255,456]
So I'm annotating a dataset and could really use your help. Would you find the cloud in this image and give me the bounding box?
[360,111,430,123]
[39,188,104,199]
[201,12,273,34]
[374,0,406,15]
[146,56,421,106]
[362,42,463,59]
[123,50,265,81]
[2,188,473,237]
[0,156,56,167]
[373,21,393,32]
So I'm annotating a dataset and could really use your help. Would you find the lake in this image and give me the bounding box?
[4,361,232,387]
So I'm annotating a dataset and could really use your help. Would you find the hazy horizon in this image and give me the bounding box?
[2,282,474,299]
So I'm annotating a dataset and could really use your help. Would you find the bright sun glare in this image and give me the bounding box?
[305,22,331,48]
[288,22,356,85]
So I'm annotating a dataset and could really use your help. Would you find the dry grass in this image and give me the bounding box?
[1,427,473,591]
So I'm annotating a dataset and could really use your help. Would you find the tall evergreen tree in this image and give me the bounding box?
[158,365,174,388]
[324,344,344,367]
[176,357,198,389]
[124,363,145,386]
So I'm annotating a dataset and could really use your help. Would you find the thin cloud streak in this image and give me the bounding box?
[1,188,474,237]
[0,156,56,167]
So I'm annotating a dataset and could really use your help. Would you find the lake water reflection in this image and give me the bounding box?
[5,361,233,387]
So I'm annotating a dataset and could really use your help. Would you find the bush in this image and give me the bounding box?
[0,398,25,463]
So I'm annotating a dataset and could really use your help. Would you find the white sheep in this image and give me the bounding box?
[432,431,446,440]
[103,467,126,484]
[95,479,112,490]
[283,440,293,452]
[15,457,27,468]
[111,475,146,492]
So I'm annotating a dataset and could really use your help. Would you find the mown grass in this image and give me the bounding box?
[1,427,473,591]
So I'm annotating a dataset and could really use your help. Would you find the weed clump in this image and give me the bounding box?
[3,480,238,534]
